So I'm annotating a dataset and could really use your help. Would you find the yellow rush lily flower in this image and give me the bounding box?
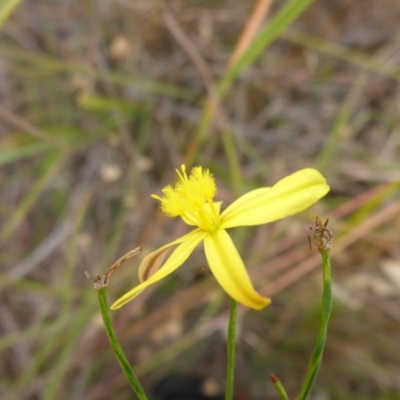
[111,166,329,310]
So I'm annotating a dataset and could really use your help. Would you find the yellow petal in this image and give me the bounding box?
[204,229,271,310]
[220,168,329,228]
[110,229,207,310]
[138,230,200,282]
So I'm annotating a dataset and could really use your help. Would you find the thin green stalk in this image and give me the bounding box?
[225,298,237,400]
[297,249,332,400]
[270,374,289,400]
[97,288,148,400]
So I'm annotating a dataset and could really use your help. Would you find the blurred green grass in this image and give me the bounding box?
[1,1,400,399]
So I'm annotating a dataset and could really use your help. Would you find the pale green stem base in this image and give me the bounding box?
[225,298,237,400]
[97,289,149,400]
[271,374,290,400]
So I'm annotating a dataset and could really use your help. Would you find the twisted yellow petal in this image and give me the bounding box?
[204,229,271,310]
[138,229,203,282]
[111,229,207,310]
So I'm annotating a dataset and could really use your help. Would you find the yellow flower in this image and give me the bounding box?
[111,166,329,310]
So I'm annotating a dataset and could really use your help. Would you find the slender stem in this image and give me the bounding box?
[297,249,332,400]
[97,288,149,400]
[225,298,237,400]
[270,374,290,400]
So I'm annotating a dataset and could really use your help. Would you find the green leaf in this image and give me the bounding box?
[0,0,23,29]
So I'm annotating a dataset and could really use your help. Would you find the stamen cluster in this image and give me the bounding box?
[152,165,219,231]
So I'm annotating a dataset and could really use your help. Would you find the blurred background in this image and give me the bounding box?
[1,1,400,399]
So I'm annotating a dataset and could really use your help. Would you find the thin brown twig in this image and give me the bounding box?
[86,247,142,290]
[162,8,228,132]
[228,0,274,67]
[0,105,65,146]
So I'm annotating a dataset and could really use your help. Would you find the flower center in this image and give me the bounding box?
[152,165,221,233]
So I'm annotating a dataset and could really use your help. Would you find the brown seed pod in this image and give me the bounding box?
[309,217,333,251]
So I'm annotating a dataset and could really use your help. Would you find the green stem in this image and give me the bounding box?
[297,249,332,400]
[97,289,149,400]
[271,374,290,400]
[225,298,237,400]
